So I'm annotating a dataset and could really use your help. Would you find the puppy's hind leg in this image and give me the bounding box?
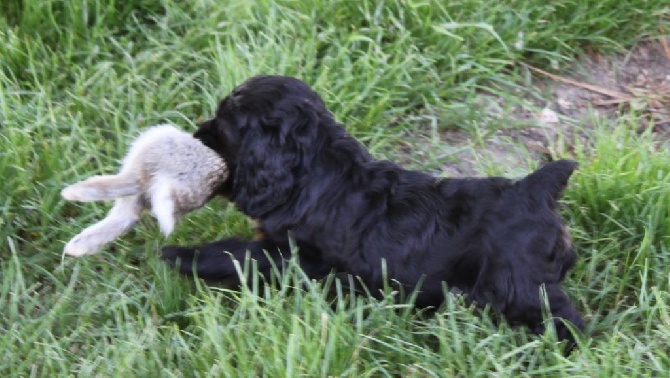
[536,284,585,354]
[64,195,144,256]
[505,283,584,354]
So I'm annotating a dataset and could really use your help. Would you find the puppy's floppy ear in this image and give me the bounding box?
[519,159,578,206]
[231,99,321,217]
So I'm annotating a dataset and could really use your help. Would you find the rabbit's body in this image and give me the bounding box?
[62,124,228,256]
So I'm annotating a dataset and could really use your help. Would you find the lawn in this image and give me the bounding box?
[1,0,670,376]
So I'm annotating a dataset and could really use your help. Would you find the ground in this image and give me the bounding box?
[437,39,670,177]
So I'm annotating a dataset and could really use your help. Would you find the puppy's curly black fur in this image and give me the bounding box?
[161,75,584,346]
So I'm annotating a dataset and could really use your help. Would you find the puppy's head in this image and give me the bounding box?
[195,75,334,217]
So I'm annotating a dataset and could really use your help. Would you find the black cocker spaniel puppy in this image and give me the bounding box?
[161,75,584,347]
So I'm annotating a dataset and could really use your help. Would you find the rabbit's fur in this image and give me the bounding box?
[61,124,228,256]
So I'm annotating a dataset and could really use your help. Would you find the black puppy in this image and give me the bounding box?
[161,75,584,345]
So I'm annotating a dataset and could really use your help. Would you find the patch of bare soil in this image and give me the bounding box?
[439,38,670,177]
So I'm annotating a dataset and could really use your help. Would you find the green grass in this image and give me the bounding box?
[1,0,670,376]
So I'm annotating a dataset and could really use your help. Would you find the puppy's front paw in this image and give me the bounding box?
[159,245,196,267]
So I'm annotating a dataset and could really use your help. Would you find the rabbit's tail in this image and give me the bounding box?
[62,172,141,202]
[64,196,144,256]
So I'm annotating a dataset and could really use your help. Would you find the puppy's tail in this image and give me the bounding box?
[64,195,144,256]
[518,160,578,206]
[62,173,141,202]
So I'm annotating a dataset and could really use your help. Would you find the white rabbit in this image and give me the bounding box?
[61,124,228,256]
